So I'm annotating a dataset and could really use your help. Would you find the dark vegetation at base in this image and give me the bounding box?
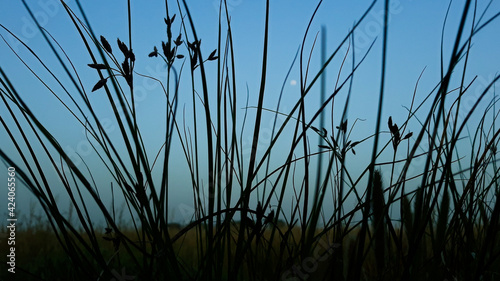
[2,215,500,281]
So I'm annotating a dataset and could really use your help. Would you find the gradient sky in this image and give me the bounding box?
[1,0,500,224]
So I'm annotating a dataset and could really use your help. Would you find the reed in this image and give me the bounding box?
[1,0,500,280]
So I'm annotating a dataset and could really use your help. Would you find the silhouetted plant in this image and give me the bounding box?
[1,0,500,280]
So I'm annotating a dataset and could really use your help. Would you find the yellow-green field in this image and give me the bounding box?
[2,221,499,280]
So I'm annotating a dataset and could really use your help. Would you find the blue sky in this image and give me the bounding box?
[1,1,500,224]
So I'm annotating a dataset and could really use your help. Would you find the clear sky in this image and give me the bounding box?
[1,1,500,224]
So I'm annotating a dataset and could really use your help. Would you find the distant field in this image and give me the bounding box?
[2,221,499,280]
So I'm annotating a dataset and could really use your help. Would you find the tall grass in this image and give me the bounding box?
[1,0,500,280]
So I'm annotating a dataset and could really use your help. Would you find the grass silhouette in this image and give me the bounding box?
[1,0,500,280]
